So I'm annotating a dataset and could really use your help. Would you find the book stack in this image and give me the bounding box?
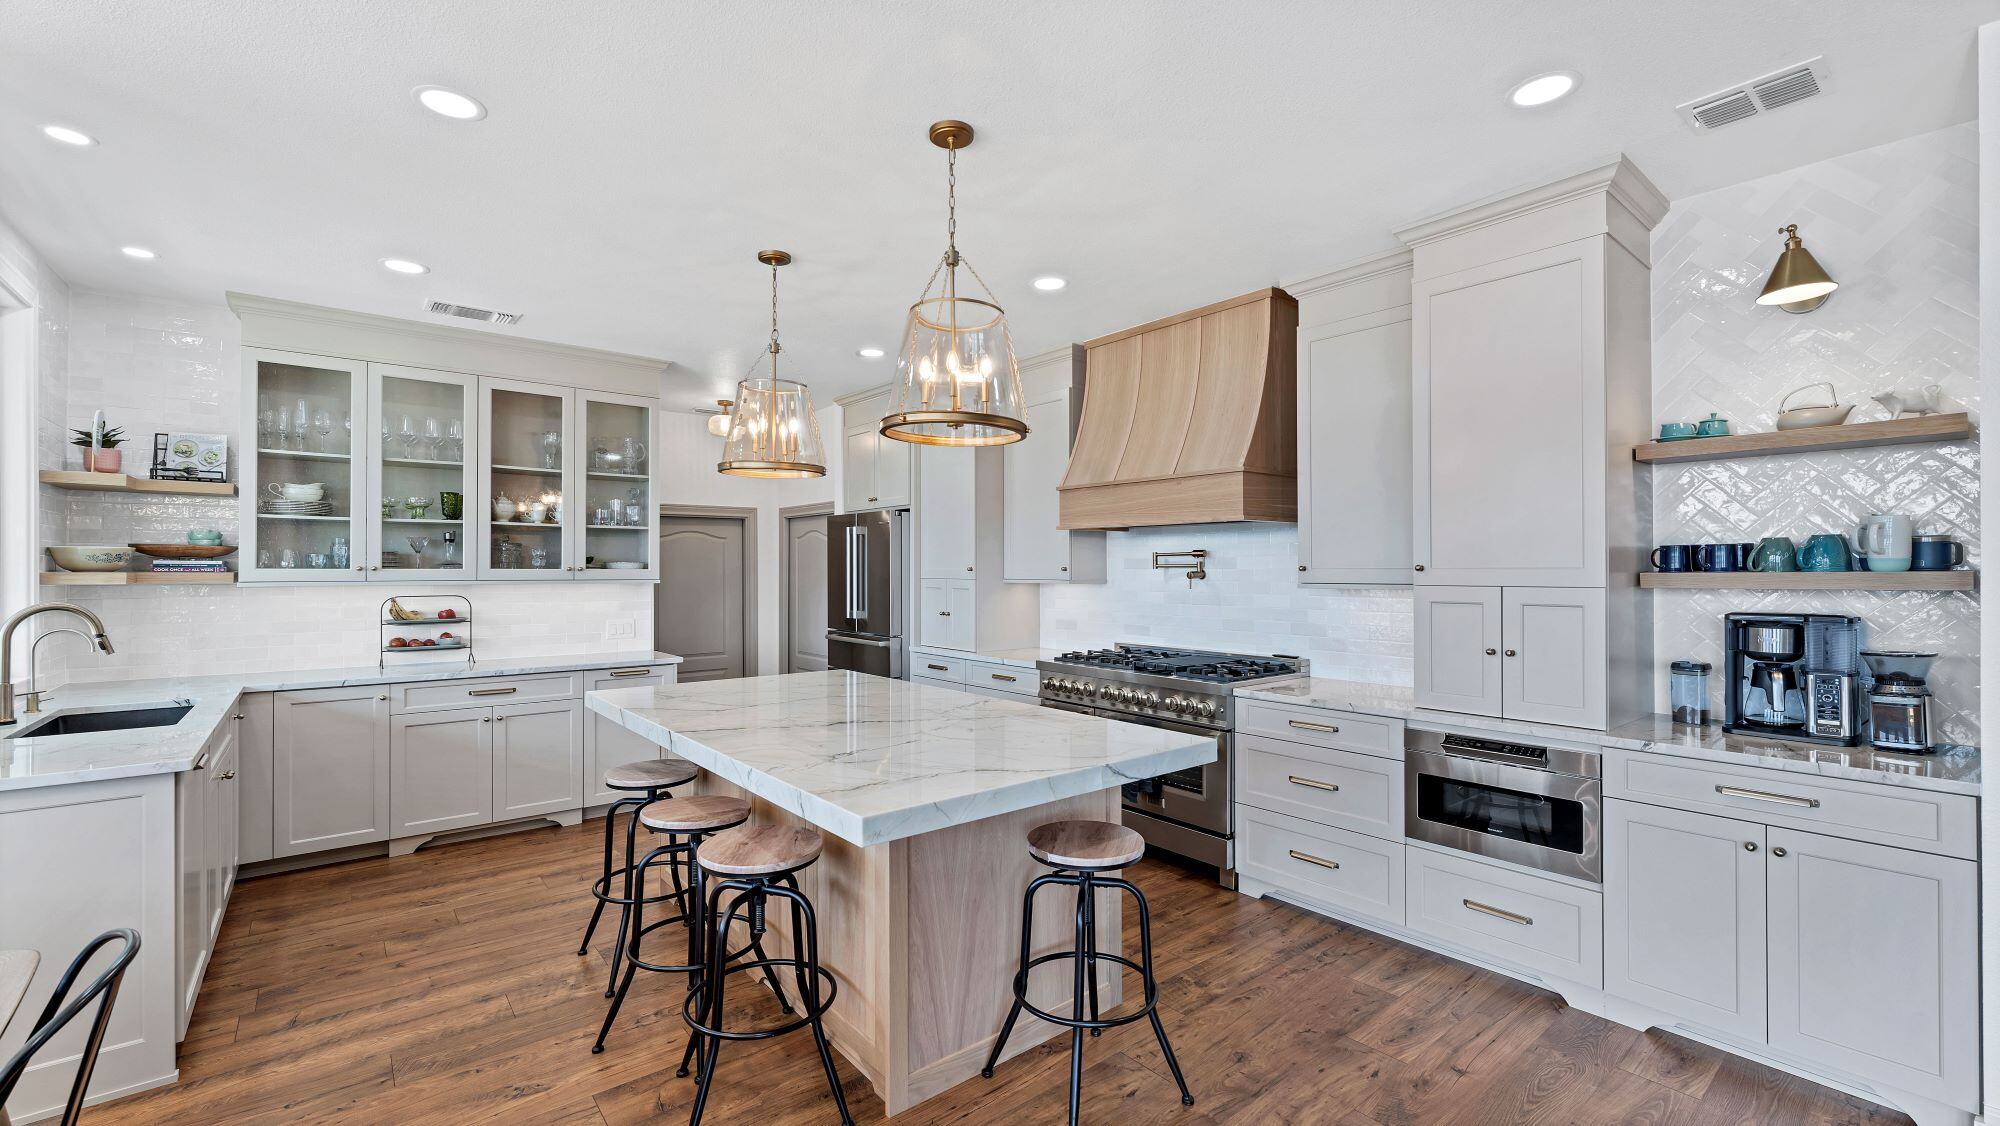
[149,559,229,574]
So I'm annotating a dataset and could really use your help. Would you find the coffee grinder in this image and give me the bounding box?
[1722,613,1862,745]
[1860,650,1939,753]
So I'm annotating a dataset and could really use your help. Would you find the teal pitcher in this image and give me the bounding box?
[1798,533,1852,572]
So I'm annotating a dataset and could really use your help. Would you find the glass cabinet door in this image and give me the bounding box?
[241,349,369,582]
[478,378,575,580]
[575,390,657,580]
[367,364,475,580]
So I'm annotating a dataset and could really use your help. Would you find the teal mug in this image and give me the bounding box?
[1798,533,1852,573]
[1748,537,1796,572]
[1695,413,1730,437]
[1658,421,1698,441]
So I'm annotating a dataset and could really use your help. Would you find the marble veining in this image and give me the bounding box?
[0,652,681,791]
[587,670,1214,846]
[1237,676,1979,794]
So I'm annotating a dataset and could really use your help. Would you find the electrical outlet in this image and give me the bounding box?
[605,617,636,641]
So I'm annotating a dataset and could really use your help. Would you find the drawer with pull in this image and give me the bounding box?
[585,665,676,693]
[1238,734,1401,842]
[1237,805,1404,928]
[393,673,582,714]
[1405,844,1602,987]
[965,660,1035,697]
[911,653,967,684]
[1237,699,1402,761]
[1613,750,1977,860]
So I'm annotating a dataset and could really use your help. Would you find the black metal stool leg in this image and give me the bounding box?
[606,795,650,996]
[688,884,750,1126]
[579,795,638,955]
[795,887,854,1126]
[1081,870,1102,1036]
[982,874,1049,1078]
[1067,876,1089,1126]
[1119,876,1193,1107]
[676,837,709,1079]
[593,841,660,1053]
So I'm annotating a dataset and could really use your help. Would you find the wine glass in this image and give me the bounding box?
[539,430,562,470]
[342,412,352,453]
[312,410,334,453]
[257,408,275,447]
[446,419,464,461]
[407,536,431,567]
[275,406,291,451]
[397,415,418,457]
[294,398,310,449]
[422,417,442,460]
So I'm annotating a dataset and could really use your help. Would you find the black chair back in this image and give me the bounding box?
[0,930,140,1126]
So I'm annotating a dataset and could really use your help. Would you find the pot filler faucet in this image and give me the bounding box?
[0,602,115,725]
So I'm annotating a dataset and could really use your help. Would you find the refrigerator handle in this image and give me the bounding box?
[843,525,857,623]
[852,526,869,619]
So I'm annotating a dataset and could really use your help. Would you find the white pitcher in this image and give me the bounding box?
[1856,513,1914,573]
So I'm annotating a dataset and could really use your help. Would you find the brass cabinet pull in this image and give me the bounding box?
[926,663,949,672]
[609,668,652,678]
[991,673,1018,683]
[1287,719,1341,734]
[1288,849,1339,870]
[1288,775,1341,793]
[1715,784,1819,808]
[468,687,518,697]
[1463,899,1533,926]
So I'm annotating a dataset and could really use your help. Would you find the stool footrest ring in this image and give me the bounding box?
[682,958,838,1042]
[1012,949,1159,1031]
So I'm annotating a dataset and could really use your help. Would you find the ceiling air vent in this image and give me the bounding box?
[1676,56,1826,131]
[426,300,522,325]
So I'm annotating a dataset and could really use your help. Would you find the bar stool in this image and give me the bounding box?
[684,824,852,1126]
[578,756,701,997]
[594,794,757,1053]
[981,820,1192,1124]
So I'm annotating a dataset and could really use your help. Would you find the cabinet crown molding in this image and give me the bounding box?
[1391,156,1670,251]
[1283,248,1414,300]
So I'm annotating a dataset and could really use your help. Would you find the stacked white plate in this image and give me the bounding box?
[261,499,334,516]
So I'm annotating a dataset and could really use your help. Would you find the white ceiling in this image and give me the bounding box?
[2,1,1994,411]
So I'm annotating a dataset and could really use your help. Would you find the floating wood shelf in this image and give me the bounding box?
[38,470,236,497]
[1631,413,1973,465]
[40,571,236,586]
[1638,571,1977,592]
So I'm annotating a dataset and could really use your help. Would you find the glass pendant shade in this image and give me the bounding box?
[717,377,825,478]
[882,295,1028,446]
[1756,224,1837,312]
[705,400,733,438]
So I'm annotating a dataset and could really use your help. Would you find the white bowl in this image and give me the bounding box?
[48,545,132,572]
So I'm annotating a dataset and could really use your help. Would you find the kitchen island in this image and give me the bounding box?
[586,670,1213,1115]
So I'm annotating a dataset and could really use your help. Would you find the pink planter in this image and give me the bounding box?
[82,448,122,473]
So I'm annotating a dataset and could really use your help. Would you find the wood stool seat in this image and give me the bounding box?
[698,825,823,877]
[1027,820,1144,870]
[640,796,751,834]
[604,757,700,790]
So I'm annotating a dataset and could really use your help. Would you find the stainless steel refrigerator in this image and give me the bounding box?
[826,509,906,679]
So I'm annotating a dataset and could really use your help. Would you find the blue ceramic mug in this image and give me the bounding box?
[1658,422,1698,441]
[1695,544,1740,572]
[1911,535,1965,571]
[1748,537,1797,572]
[1798,533,1852,572]
[1695,413,1731,437]
[1651,544,1697,573]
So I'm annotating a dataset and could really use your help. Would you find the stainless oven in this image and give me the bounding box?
[1404,731,1602,883]
[1042,697,1233,876]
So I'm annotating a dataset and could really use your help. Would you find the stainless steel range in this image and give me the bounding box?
[1037,644,1306,885]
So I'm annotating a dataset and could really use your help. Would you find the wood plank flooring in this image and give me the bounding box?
[84,819,1911,1125]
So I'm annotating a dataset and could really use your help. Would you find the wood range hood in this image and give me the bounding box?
[1058,287,1298,530]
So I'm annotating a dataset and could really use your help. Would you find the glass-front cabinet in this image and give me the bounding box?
[242,349,369,582]
[242,351,657,583]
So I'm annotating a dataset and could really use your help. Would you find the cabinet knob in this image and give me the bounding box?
[496,716,506,722]
[869,496,878,503]
[355,565,366,572]
[378,695,388,701]
[482,717,491,723]
[1744,842,1758,852]
[939,610,952,617]
[1484,648,1497,656]
[218,770,236,780]
[965,566,973,572]
[1298,565,1307,572]
[1771,846,1788,858]
[1504,649,1517,657]
[232,713,244,720]
[1413,564,1426,572]
[1060,565,1068,572]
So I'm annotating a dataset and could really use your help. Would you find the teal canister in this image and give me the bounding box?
[1747,537,1797,572]
[1797,533,1852,572]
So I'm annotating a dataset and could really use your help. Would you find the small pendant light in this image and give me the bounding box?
[880,120,1029,446]
[1756,223,1838,313]
[717,251,827,478]
[705,400,734,438]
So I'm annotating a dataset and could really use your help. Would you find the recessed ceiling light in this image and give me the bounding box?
[413,86,487,121]
[1509,71,1578,108]
[42,124,96,147]
[856,347,885,359]
[380,258,430,275]
[120,246,157,260]
[1032,276,1068,292]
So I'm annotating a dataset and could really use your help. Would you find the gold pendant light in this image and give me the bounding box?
[1756,223,1838,313]
[705,400,734,438]
[880,120,1029,447]
[717,250,827,478]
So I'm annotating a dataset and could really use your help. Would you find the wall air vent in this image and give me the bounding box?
[426,300,522,325]
[1676,56,1826,131]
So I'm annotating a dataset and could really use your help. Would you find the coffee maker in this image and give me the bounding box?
[1860,650,1938,753]
[1722,613,1862,745]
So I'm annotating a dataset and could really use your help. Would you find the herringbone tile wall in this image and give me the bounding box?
[1650,123,1981,743]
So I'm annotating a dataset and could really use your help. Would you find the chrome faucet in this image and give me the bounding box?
[1,602,115,726]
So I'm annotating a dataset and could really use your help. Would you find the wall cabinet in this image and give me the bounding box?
[1415,586,1605,726]
[1413,586,1502,717]
[271,686,392,857]
[839,390,912,512]
[583,665,676,806]
[1293,254,1413,585]
[1003,357,1105,583]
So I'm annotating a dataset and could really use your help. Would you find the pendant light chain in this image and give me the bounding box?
[768,258,782,377]
[945,144,959,266]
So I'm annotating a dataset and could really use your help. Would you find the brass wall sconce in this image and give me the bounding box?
[1756,223,1838,313]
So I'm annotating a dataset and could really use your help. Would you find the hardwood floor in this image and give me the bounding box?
[84,819,1910,1125]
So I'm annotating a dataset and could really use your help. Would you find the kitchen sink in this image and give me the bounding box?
[5,702,194,739]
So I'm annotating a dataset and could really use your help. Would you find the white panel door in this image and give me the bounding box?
[366,363,477,580]
[1412,241,1604,587]
[174,767,207,1033]
[842,428,876,511]
[1004,394,1072,581]
[1767,828,1979,1106]
[1502,587,1605,728]
[391,707,495,837]
[917,445,977,579]
[494,699,585,820]
[574,389,659,580]
[1413,587,1501,716]
[1603,800,1766,1042]
[584,666,673,806]
[873,413,913,508]
[477,377,577,579]
[239,349,372,582]
[1298,308,1413,585]
[271,687,391,857]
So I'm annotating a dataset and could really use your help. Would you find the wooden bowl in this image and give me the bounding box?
[129,543,237,560]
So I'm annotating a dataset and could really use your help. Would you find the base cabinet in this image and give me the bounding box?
[391,708,495,836]
[494,699,584,819]
[272,687,392,857]
[584,666,676,805]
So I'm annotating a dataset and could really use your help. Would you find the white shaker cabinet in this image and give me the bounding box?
[584,665,676,806]
[918,579,974,651]
[1293,253,1414,585]
[1413,587,1501,716]
[1501,587,1605,728]
[204,720,240,947]
[837,389,912,513]
[390,707,495,837]
[917,445,978,579]
[494,699,585,820]
[1003,353,1105,583]
[1603,800,1766,1042]
[272,686,392,857]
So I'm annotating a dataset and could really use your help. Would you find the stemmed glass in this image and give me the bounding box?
[407,536,431,567]
[312,410,334,453]
[257,408,275,447]
[446,419,464,461]
[276,406,291,451]
[294,398,310,449]
[422,417,442,460]
[397,415,418,457]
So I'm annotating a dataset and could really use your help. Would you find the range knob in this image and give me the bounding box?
[1109,687,1130,704]
[1167,696,1190,714]
[1141,691,1161,708]
[1193,699,1218,719]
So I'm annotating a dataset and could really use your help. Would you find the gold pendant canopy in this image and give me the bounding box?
[1756,223,1838,313]
[881,120,1029,447]
[718,251,827,478]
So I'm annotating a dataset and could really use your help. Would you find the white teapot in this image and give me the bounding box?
[492,492,517,520]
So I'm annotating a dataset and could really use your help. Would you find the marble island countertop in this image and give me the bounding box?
[1237,676,1980,795]
[586,669,1215,846]
[0,651,682,792]
[908,644,1063,670]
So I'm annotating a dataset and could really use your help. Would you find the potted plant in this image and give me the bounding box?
[70,422,126,473]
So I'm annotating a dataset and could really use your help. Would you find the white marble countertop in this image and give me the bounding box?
[586,670,1214,846]
[0,651,682,792]
[1236,676,1981,795]
[909,644,1062,671]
